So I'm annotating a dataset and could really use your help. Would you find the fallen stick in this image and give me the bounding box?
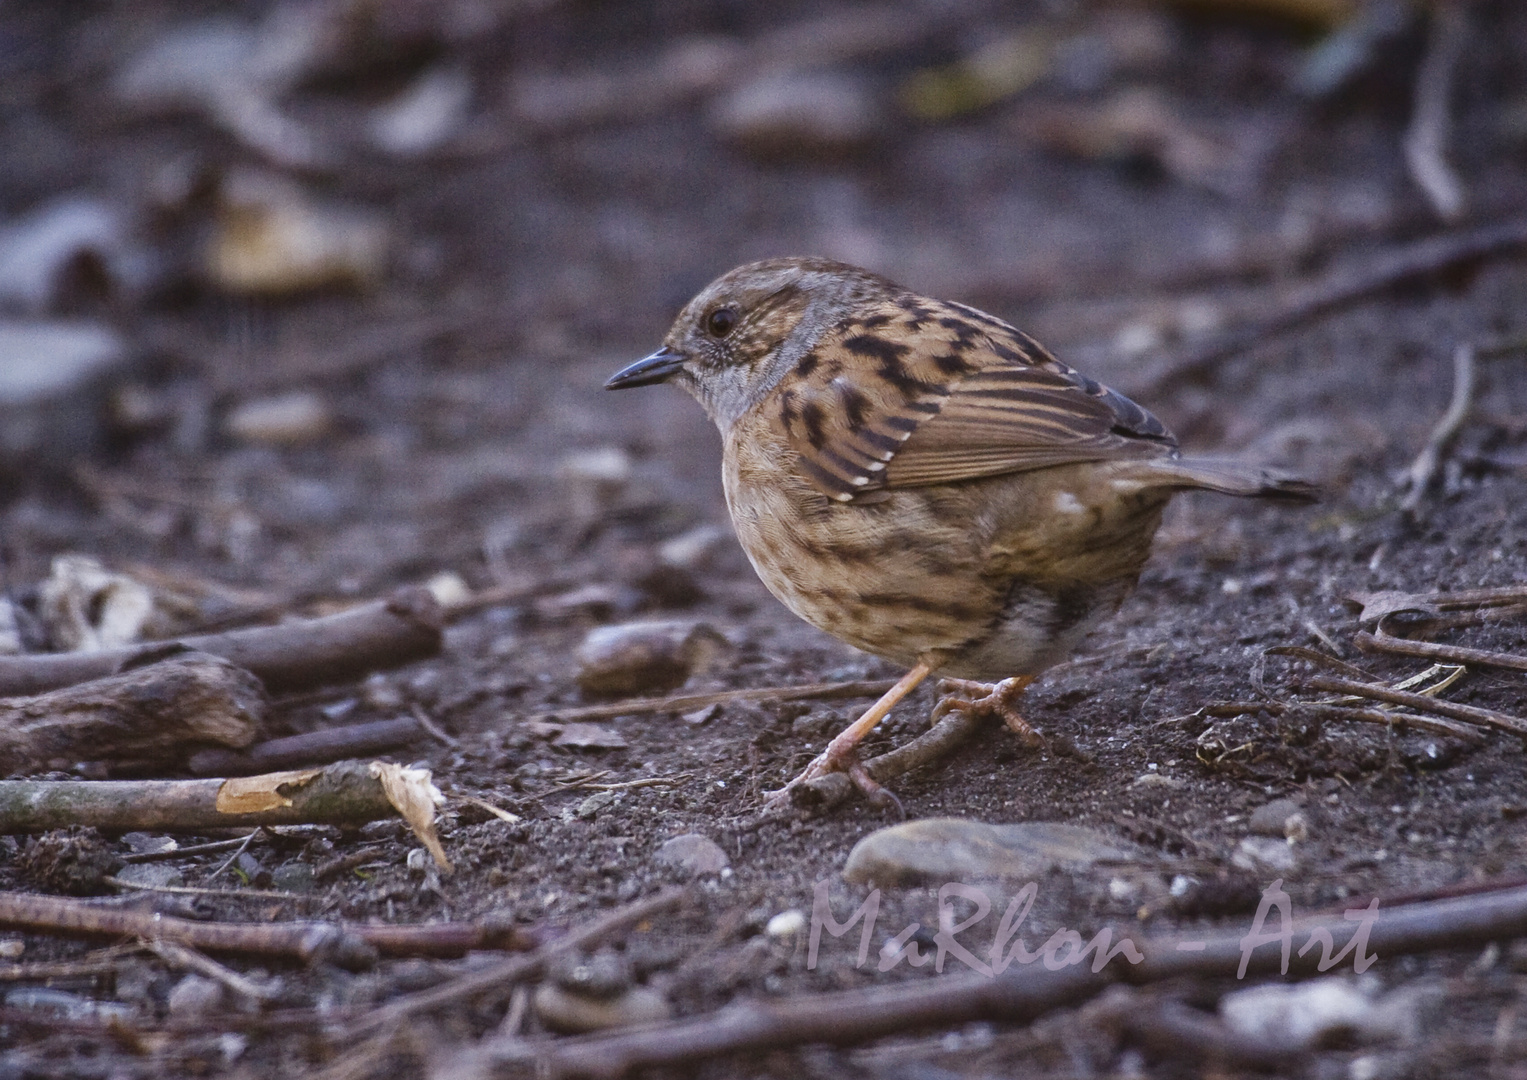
[1134,215,1527,393]
[338,886,686,1043]
[187,716,428,776]
[1088,986,1302,1073]
[0,760,394,833]
[1354,631,1527,675]
[516,678,899,725]
[1196,699,1484,743]
[0,891,530,962]
[1401,343,1476,514]
[0,587,443,698]
[1404,1,1469,222]
[1303,674,1527,737]
[797,702,992,810]
[448,883,1527,1079]
[0,653,263,776]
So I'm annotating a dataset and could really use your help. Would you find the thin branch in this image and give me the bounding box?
[1198,699,1484,743]
[1402,343,1477,514]
[796,702,993,810]
[1303,674,1527,737]
[121,832,259,865]
[1404,1,1469,222]
[0,586,443,698]
[0,890,533,961]
[0,761,396,833]
[1355,630,1527,676]
[444,882,1527,1079]
[188,716,429,777]
[335,886,687,1043]
[1134,215,1527,393]
[144,938,276,1003]
[513,678,899,726]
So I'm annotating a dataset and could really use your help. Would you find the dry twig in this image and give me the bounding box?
[1195,699,1483,743]
[0,586,443,698]
[1401,342,1476,514]
[1135,215,1527,393]
[1404,1,1469,222]
[0,890,531,962]
[441,883,1527,1079]
[1355,630,1527,676]
[188,716,429,776]
[0,760,395,833]
[515,678,899,726]
[337,886,686,1043]
[1304,674,1527,738]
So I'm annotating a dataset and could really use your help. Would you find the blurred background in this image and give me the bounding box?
[1,0,1524,618]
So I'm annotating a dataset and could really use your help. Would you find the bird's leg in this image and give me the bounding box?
[930,675,1042,746]
[765,661,937,807]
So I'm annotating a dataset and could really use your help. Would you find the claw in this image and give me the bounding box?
[933,675,1043,747]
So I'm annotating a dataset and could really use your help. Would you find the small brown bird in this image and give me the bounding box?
[607,258,1313,805]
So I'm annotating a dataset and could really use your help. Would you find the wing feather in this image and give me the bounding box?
[776,295,1176,501]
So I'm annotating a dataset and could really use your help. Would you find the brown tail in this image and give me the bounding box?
[1135,457,1319,502]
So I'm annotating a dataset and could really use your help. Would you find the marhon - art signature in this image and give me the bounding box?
[808,878,1380,979]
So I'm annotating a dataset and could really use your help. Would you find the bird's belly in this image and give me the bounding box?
[723,475,1003,667]
[723,455,1153,679]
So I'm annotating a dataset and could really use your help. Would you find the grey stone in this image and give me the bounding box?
[575,620,728,698]
[1220,977,1430,1050]
[271,862,315,893]
[654,833,729,876]
[112,862,184,889]
[167,974,225,1018]
[0,320,127,465]
[533,982,672,1033]
[842,818,1144,886]
[1232,836,1297,874]
[710,73,881,159]
[1248,798,1305,838]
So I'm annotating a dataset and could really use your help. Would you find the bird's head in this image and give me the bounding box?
[605,257,897,429]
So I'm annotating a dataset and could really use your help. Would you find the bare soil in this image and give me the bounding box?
[1,2,1526,1077]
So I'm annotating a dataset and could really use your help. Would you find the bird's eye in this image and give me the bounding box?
[705,307,738,338]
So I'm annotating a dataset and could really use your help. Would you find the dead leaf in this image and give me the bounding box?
[1346,590,1440,626]
[370,761,451,872]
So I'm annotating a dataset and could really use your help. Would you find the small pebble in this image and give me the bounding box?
[167,974,225,1018]
[766,910,807,940]
[710,72,880,159]
[0,197,143,313]
[576,791,618,820]
[533,983,672,1033]
[0,320,127,465]
[112,863,184,889]
[843,818,1143,886]
[1220,978,1424,1050]
[658,524,727,569]
[654,833,729,876]
[1232,836,1297,874]
[575,620,728,697]
[369,66,471,156]
[225,390,332,446]
[1248,798,1304,838]
[553,724,629,750]
[271,862,314,894]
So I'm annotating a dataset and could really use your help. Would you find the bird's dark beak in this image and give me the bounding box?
[605,346,685,390]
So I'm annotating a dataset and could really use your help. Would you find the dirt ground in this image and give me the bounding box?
[2,1,1526,1077]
